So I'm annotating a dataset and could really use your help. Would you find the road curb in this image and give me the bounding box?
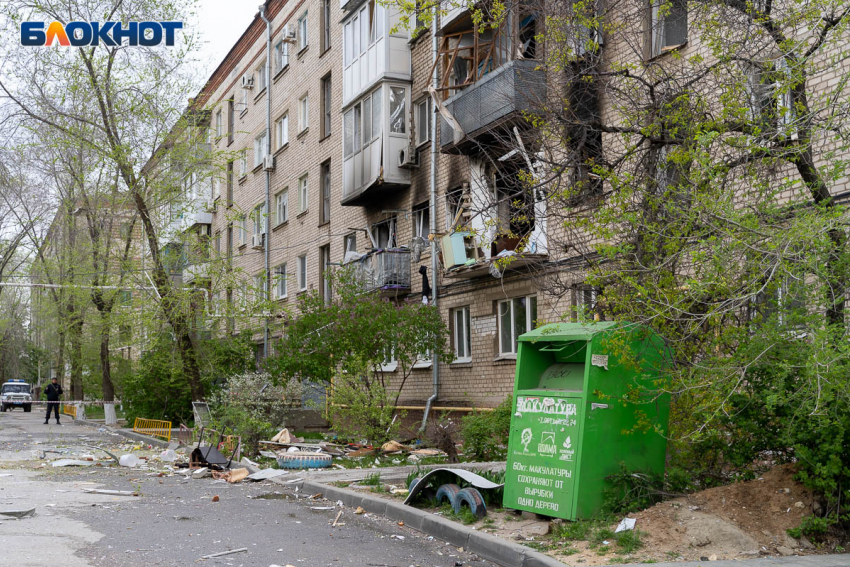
[296,480,565,567]
[74,418,172,449]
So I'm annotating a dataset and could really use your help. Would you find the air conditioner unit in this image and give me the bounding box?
[263,154,275,171]
[242,74,255,89]
[284,24,297,41]
[398,146,419,169]
[251,233,264,249]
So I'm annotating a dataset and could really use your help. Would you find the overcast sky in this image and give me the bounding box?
[191,1,261,76]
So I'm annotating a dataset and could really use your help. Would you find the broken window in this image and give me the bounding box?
[495,161,536,239]
[372,217,397,249]
[445,187,466,230]
[650,0,688,58]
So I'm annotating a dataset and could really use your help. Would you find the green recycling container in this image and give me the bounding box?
[503,322,670,520]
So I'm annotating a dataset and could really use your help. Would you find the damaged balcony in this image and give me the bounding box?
[438,231,548,279]
[346,248,411,296]
[438,59,545,155]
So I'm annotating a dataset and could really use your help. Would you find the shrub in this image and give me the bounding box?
[461,396,512,461]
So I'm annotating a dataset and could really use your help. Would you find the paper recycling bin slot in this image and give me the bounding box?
[536,363,584,391]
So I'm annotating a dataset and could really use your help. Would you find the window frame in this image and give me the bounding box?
[298,11,309,52]
[452,306,472,362]
[239,149,247,178]
[412,201,429,239]
[321,74,332,138]
[215,110,222,139]
[276,113,289,149]
[320,244,331,303]
[275,262,288,299]
[275,188,289,225]
[320,161,331,225]
[497,295,538,356]
[298,174,309,214]
[274,39,289,73]
[255,59,268,92]
[299,94,310,133]
[650,0,688,58]
[254,131,268,168]
[414,97,431,146]
[297,254,308,291]
[322,0,332,53]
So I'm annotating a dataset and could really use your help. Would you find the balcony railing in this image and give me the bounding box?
[350,248,411,294]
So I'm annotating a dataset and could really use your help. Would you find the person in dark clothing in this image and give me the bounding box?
[44,378,62,424]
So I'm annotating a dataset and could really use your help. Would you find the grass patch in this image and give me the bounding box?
[360,472,382,486]
[554,520,594,541]
[523,541,550,552]
[330,481,351,488]
[596,545,611,555]
[440,502,478,525]
[560,546,580,556]
[614,529,644,554]
[589,526,615,549]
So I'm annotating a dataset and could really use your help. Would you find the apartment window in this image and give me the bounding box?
[276,113,289,149]
[297,254,307,291]
[747,59,795,136]
[498,295,538,355]
[298,11,309,51]
[320,161,331,224]
[298,174,309,213]
[274,39,289,72]
[373,217,396,249]
[299,95,309,132]
[254,132,268,168]
[239,214,248,246]
[320,244,331,303]
[226,161,234,203]
[321,75,332,138]
[241,79,249,109]
[215,110,222,138]
[343,2,384,68]
[650,0,688,58]
[275,189,289,225]
[256,60,268,92]
[574,286,598,320]
[239,149,247,177]
[214,231,221,256]
[227,99,234,144]
[389,87,406,134]
[252,202,267,236]
[412,202,429,239]
[445,187,464,230]
[415,98,431,146]
[275,263,288,299]
[452,306,472,361]
[344,233,357,254]
[343,87,380,159]
[322,0,332,52]
[226,225,233,258]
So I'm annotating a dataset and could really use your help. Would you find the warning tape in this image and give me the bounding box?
[27,400,123,405]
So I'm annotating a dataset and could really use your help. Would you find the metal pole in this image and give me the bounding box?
[421,6,440,432]
[260,2,273,361]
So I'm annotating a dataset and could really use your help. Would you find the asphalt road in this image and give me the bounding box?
[0,410,495,567]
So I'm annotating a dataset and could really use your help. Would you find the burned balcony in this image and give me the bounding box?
[347,248,411,296]
[439,59,545,154]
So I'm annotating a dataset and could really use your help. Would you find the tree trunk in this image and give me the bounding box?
[68,301,84,401]
[98,311,117,425]
[56,328,66,398]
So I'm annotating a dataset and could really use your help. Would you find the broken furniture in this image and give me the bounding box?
[190,428,239,470]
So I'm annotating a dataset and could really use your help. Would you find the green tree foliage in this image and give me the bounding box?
[267,268,450,444]
[460,396,513,461]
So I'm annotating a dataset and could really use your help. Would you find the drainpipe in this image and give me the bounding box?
[420,6,440,432]
[260,2,273,360]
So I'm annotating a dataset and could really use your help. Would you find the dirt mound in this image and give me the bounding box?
[631,464,817,561]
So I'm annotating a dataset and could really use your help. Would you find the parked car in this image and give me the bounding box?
[1,379,32,412]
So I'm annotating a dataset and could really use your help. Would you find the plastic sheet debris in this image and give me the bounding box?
[615,518,636,533]
[246,469,288,481]
[211,468,249,484]
[0,507,35,518]
[192,467,210,479]
[160,449,176,462]
[82,489,139,496]
[199,548,247,559]
[119,454,139,468]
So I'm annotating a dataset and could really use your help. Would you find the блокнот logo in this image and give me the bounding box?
[21,21,183,47]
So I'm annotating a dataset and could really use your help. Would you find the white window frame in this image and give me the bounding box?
[412,202,429,239]
[276,113,289,149]
[298,11,309,51]
[254,273,268,299]
[275,263,288,299]
[297,254,307,291]
[275,188,289,225]
[298,174,309,213]
[239,214,248,246]
[254,132,268,168]
[650,0,688,58]
[274,39,289,72]
[389,86,407,134]
[215,110,222,138]
[252,202,267,235]
[239,149,247,177]
[415,98,431,146]
[380,347,398,372]
[452,306,472,362]
[498,295,538,356]
[299,94,309,132]
[256,60,268,92]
